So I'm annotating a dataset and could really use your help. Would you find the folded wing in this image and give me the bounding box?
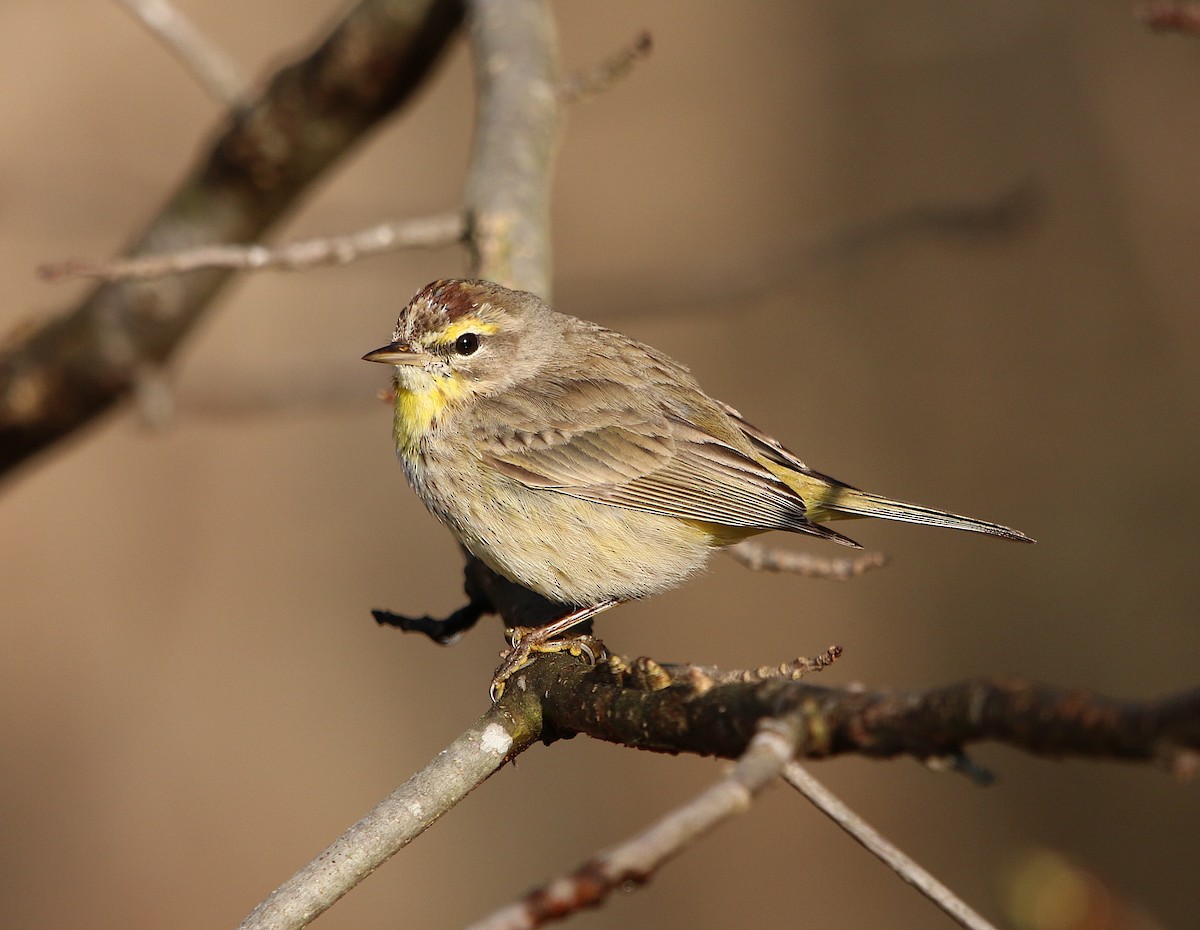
[476,377,859,546]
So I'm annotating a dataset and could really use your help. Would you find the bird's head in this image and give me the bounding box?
[363,279,558,401]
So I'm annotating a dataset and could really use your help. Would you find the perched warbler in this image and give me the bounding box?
[365,279,1031,695]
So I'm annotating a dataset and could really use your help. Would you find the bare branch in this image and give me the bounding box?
[558,31,653,105]
[467,718,798,930]
[465,0,563,297]
[0,0,464,481]
[239,8,567,924]
[237,697,542,930]
[662,646,844,686]
[597,647,842,692]
[727,538,887,579]
[237,635,1198,930]
[809,179,1043,261]
[38,212,466,282]
[784,762,999,930]
[521,652,1200,769]
[112,0,251,107]
[1137,2,1200,34]
[452,0,576,622]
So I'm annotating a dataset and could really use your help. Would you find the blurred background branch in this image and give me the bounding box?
[1138,2,1200,35]
[37,212,466,281]
[113,0,251,107]
[0,0,463,480]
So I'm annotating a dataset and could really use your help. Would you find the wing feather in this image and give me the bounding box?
[475,374,859,546]
[718,400,855,490]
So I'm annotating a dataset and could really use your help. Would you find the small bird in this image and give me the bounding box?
[365,279,1031,696]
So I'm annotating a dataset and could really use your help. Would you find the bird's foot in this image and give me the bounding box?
[490,626,606,702]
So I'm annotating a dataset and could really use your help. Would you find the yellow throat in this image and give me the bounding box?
[392,369,469,455]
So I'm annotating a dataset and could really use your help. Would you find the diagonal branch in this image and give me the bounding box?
[466,718,799,929]
[784,762,998,930]
[0,0,464,482]
[237,697,543,930]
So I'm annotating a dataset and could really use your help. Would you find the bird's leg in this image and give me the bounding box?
[490,598,621,701]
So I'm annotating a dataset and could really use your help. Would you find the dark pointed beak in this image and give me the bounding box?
[362,342,427,365]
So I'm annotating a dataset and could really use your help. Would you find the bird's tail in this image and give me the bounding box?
[781,471,1033,543]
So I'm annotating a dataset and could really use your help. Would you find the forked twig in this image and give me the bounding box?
[466,718,799,930]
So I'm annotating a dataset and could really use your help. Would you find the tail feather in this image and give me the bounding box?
[775,469,1033,543]
[729,406,1033,544]
[816,486,1034,543]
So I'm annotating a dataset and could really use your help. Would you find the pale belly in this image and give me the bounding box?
[408,451,748,606]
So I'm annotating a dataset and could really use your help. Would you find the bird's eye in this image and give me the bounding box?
[454,332,480,356]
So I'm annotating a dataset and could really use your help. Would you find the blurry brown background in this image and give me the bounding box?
[3,2,1199,928]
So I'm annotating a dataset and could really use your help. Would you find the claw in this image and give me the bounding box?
[489,632,607,703]
[487,600,622,702]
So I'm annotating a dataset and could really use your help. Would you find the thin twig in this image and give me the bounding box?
[727,538,887,579]
[467,718,798,930]
[38,212,466,282]
[238,698,542,930]
[112,0,251,107]
[784,762,998,930]
[558,31,653,105]
[1137,2,1200,34]
[658,646,844,688]
[595,648,842,694]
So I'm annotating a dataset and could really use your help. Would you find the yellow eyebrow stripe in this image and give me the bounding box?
[435,319,499,344]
